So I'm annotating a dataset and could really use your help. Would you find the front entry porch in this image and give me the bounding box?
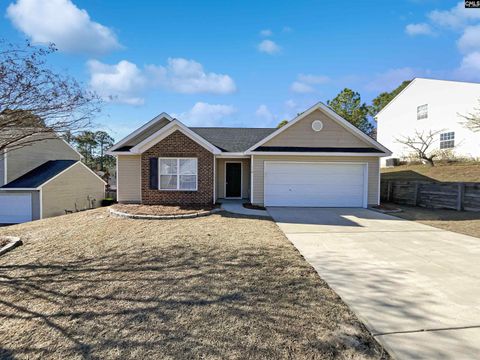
[215,157,250,202]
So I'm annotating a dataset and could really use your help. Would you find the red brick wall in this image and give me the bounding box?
[141,130,214,205]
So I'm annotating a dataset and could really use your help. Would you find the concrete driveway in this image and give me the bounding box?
[268,207,480,360]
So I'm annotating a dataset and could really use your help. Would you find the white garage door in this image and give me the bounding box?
[264,162,367,207]
[0,194,32,224]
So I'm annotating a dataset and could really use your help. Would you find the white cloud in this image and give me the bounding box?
[428,2,480,29]
[147,58,236,94]
[257,39,281,54]
[297,74,330,84]
[458,25,480,54]
[88,58,236,104]
[290,81,315,93]
[87,60,146,105]
[365,67,417,92]
[255,104,275,122]
[456,52,480,80]
[6,0,121,54]
[285,99,297,108]
[177,102,236,126]
[405,23,434,36]
[290,73,329,93]
[260,29,273,37]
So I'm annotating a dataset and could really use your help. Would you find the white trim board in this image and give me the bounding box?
[245,102,391,155]
[224,161,243,199]
[248,151,385,157]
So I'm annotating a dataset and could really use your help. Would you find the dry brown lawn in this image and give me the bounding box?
[0,208,388,359]
[386,203,480,238]
[381,162,480,182]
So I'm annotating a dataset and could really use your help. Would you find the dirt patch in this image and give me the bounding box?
[112,203,218,216]
[386,202,480,238]
[0,209,389,359]
[0,237,10,248]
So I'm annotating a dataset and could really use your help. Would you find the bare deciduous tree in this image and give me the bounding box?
[459,100,480,132]
[396,129,443,166]
[0,40,101,152]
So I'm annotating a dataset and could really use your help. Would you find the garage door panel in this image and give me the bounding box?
[264,162,366,207]
[0,194,32,223]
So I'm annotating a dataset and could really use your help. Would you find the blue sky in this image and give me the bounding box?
[2,0,480,141]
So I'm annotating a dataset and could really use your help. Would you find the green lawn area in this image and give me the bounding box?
[0,208,388,359]
[381,162,480,182]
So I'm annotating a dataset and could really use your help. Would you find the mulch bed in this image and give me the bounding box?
[243,203,266,210]
[111,203,218,216]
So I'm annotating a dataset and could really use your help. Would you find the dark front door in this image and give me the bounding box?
[226,162,242,198]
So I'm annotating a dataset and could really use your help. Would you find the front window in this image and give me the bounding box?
[417,104,428,120]
[159,158,197,190]
[440,132,455,149]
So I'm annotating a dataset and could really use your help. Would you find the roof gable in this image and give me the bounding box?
[246,102,391,154]
[109,112,172,152]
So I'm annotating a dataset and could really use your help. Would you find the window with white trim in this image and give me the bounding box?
[159,158,197,191]
[417,104,428,120]
[439,132,455,149]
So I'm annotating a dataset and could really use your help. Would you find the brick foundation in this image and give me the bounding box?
[141,130,214,205]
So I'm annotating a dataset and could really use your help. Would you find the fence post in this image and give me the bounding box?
[387,181,392,202]
[456,183,465,211]
[413,182,419,206]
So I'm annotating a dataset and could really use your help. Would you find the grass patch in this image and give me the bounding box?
[0,209,388,359]
[381,162,480,182]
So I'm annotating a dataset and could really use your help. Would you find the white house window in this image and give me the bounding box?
[440,132,455,149]
[417,104,428,120]
[159,158,197,191]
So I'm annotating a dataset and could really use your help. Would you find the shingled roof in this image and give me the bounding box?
[1,160,77,189]
[189,127,276,152]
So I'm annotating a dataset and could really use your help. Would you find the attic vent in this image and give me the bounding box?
[311,120,323,132]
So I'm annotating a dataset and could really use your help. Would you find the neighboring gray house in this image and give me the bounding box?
[0,134,106,224]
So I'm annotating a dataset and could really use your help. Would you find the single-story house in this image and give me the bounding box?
[108,102,391,208]
[0,135,106,224]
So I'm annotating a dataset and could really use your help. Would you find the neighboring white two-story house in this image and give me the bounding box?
[376,78,480,167]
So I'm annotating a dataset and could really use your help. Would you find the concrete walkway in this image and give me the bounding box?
[268,207,480,360]
[221,200,270,217]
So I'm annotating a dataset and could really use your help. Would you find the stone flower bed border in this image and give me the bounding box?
[0,236,23,256]
[109,206,222,220]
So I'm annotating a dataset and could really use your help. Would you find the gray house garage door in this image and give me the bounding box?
[0,193,32,224]
[264,162,367,207]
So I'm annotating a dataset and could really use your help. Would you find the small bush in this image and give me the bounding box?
[101,198,116,206]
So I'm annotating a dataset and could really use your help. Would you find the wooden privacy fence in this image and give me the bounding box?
[381,180,480,212]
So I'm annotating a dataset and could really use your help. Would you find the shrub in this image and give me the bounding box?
[100,198,116,206]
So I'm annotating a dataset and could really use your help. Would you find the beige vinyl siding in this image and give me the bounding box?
[117,155,142,203]
[6,137,81,183]
[264,109,370,148]
[252,155,380,206]
[216,158,250,199]
[41,163,105,218]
